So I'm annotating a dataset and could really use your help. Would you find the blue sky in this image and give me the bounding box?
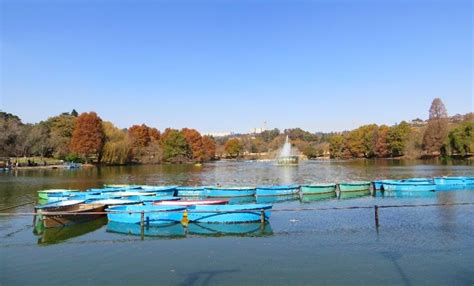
[1,0,472,133]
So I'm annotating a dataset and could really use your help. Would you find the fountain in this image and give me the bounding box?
[277,136,299,165]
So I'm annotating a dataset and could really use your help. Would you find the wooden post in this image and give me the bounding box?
[140,211,145,240]
[260,209,265,224]
[374,205,379,228]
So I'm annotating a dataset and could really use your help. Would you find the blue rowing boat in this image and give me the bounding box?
[382,181,436,192]
[138,186,177,196]
[106,205,186,225]
[177,186,212,197]
[434,177,471,186]
[186,204,272,223]
[125,195,180,202]
[372,180,397,190]
[205,187,256,197]
[256,185,300,196]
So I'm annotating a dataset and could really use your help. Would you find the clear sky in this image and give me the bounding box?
[1,0,472,133]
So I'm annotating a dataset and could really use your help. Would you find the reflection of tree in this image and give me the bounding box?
[179,269,240,286]
[437,192,456,240]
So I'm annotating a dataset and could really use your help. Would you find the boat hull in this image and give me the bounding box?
[40,204,105,228]
[338,182,371,192]
[256,185,300,196]
[434,177,470,186]
[187,204,272,223]
[300,184,336,194]
[382,182,436,192]
[205,188,256,197]
[106,205,186,225]
[37,189,80,200]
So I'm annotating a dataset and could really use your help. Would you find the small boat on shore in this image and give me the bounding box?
[152,199,228,206]
[205,187,256,197]
[38,203,106,228]
[106,205,187,225]
[382,181,436,192]
[338,182,371,192]
[186,204,272,223]
[256,185,300,196]
[300,184,336,194]
[37,189,80,200]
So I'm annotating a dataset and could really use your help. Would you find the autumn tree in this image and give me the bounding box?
[181,128,204,161]
[224,138,244,158]
[128,124,161,163]
[423,98,448,155]
[374,125,390,158]
[70,112,105,162]
[202,135,216,161]
[160,129,192,163]
[0,112,23,157]
[329,134,345,158]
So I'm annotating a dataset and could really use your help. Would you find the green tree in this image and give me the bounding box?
[46,113,77,158]
[101,121,132,165]
[224,138,244,158]
[303,144,318,159]
[0,112,23,157]
[387,121,411,157]
[449,121,474,156]
[160,129,192,163]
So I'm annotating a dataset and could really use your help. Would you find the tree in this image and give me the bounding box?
[128,124,161,162]
[181,128,204,161]
[423,98,448,155]
[374,125,390,158]
[303,144,318,159]
[70,112,105,162]
[224,138,243,158]
[449,121,474,156]
[46,113,77,158]
[202,135,216,161]
[71,109,79,117]
[329,134,345,158]
[160,129,192,163]
[101,121,131,165]
[0,112,23,157]
[387,121,411,157]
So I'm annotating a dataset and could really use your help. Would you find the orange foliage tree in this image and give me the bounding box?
[128,124,160,149]
[202,135,216,161]
[70,112,105,162]
[181,128,204,161]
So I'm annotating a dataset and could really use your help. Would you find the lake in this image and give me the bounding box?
[1,160,473,285]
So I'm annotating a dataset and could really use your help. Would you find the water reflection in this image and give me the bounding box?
[338,190,371,200]
[34,217,107,245]
[256,194,299,204]
[106,221,273,239]
[300,192,337,203]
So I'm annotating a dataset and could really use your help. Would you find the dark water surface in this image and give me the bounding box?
[1,160,473,285]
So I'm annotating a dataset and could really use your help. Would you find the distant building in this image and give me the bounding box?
[203,132,234,138]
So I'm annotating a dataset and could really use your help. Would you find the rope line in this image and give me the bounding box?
[0,202,472,216]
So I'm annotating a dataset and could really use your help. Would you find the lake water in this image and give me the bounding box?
[1,160,474,285]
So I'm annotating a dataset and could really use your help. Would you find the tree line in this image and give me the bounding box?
[0,110,216,165]
[216,98,473,159]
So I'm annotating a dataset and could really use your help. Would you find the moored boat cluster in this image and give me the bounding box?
[34,176,473,229]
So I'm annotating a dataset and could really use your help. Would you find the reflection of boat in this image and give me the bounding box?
[187,222,273,237]
[35,217,107,245]
[205,187,256,197]
[300,184,336,194]
[187,204,272,223]
[338,182,371,192]
[39,203,106,228]
[256,185,300,196]
[256,194,299,204]
[106,205,186,225]
[382,181,436,192]
[107,221,186,238]
[37,189,80,200]
[435,184,474,191]
[226,196,257,205]
[153,199,228,206]
[338,190,370,199]
[300,192,337,203]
